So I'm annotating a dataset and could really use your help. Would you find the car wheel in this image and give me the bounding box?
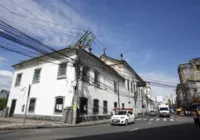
[133,119,135,124]
[125,120,128,126]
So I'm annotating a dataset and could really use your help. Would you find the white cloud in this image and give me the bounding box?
[0,70,13,90]
[0,0,87,47]
[140,72,179,98]
[0,56,8,64]
[142,49,153,63]
[0,70,13,77]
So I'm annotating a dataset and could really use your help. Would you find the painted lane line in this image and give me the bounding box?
[170,119,174,122]
[130,128,139,131]
[150,118,154,121]
[136,119,142,121]
[143,118,147,121]
[156,119,160,121]
[163,119,167,121]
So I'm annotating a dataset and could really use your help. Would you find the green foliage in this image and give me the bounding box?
[0,98,8,111]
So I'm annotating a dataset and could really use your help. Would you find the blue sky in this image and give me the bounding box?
[0,0,200,97]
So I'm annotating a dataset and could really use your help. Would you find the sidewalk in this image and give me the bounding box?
[0,117,110,130]
[0,114,147,130]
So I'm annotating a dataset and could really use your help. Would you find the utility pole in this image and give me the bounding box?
[23,84,31,125]
[72,59,81,125]
[118,80,120,108]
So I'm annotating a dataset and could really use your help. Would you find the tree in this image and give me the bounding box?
[0,98,8,110]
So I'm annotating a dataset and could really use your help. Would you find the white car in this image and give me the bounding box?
[110,110,135,125]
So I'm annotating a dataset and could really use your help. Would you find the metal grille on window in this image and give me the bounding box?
[15,73,22,87]
[93,99,99,114]
[103,100,108,114]
[58,63,67,78]
[32,69,41,84]
[28,98,36,112]
[55,97,64,113]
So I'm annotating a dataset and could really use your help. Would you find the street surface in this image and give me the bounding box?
[0,116,197,140]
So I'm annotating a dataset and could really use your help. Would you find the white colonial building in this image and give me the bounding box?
[7,47,149,123]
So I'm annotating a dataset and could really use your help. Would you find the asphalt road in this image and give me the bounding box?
[0,116,196,140]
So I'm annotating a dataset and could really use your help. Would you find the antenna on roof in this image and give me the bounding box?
[72,30,96,50]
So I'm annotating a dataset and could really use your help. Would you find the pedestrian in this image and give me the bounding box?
[192,108,200,129]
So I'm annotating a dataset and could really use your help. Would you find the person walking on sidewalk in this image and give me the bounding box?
[192,108,200,129]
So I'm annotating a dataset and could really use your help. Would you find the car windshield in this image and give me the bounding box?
[160,108,168,111]
[116,111,127,115]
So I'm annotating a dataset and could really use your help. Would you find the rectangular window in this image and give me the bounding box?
[131,82,133,93]
[114,81,117,93]
[94,71,100,86]
[127,80,129,90]
[58,63,67,78]
[28,98,36,112]
[82,67,89,83]
[133,82,135,93]
[80,97,88,115]
[32,69,41,84]
[103,100,108,114]
[196,65,200,71]
[122,103,125,108]
[15,73,22,87]
[114,102,117,108]
[55,97,64,113]
[93,99,99,114]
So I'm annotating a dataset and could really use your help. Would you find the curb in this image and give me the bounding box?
[0,121,110,130]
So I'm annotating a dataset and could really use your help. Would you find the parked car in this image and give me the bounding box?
[110,109,135,126]
[149,110,156,116]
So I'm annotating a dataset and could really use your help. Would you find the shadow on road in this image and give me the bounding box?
[58,123,200,140]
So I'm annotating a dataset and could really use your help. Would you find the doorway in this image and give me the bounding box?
[9,99,17,117]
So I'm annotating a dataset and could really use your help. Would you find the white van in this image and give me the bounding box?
[158,104,170,117]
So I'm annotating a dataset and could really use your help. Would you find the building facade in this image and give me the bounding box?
[7,48,147,123]
[177,58,200,108]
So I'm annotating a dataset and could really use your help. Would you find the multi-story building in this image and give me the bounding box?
[7,48,146,123]
[177,58,200,108]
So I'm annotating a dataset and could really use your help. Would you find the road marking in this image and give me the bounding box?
[163,119,167,121]
[156,118,160,121]
[149,122,151,124]
[143,118,147,121]
[150,118,154,121]
[130,128,139,131]
[170,119,174,122]
[136,118,142,121]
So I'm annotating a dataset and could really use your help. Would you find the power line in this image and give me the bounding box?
[0,84,10,87]
[0,4,85,32]
[0,17,80,36]
[0,45,59,65]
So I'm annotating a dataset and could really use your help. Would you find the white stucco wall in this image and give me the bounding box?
[7,53,77,117]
